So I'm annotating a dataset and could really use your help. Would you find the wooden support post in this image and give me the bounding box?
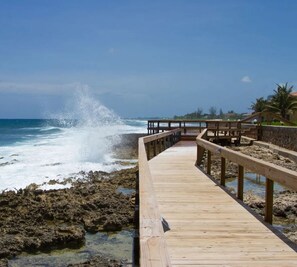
[170,135,173,146]
[237,165,244,200]
[221,157,226,186]
[216,122,219,139]
[196,145,204,166]
[265,178,274,224]
[158,139,162,154]
[153,140,157,157]
[196,145,199,166]
[207,151,211,175]
[146,143,150,160]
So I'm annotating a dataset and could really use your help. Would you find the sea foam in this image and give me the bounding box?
[0,89,146,191]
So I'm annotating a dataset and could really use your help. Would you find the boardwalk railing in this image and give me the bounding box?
[196,129,297,224]
[144,129,182,160]
[148,119,258,142]
[148,120,206,135]
[138,129,181,266]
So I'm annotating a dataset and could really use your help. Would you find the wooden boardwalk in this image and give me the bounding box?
[147,141,297,266]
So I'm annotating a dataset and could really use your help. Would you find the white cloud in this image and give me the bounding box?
[241,76,252,83]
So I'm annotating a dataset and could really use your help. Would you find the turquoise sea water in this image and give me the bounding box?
[9,230,134,266]
[0,119,146,147]
[0,118,145,266]
[0,118,146,191]
[226,172,286,197]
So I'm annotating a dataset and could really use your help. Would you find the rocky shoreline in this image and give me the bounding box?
[0,167,137,266]
[1,134,296,266]
[0,133,142,267]
[201,143,297,244]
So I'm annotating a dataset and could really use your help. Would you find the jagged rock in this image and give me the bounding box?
[0,167,137,260]
[67,255,121,267]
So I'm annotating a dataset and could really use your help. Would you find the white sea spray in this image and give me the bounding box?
[0,87,146,191]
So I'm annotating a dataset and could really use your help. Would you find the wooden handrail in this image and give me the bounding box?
[196,132,297,190]
[138,129,181,266]
[196,129,297,223]
[143,129,181,144]
[148,120,246,143]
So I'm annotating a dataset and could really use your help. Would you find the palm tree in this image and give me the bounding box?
[266,83,297,120]
[250,97,268,113]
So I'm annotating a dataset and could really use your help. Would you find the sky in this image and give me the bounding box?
[1,0,297,118]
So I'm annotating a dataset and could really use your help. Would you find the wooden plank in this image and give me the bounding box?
[146,141,297,266]
[138,136,172,266]
[140,238,171,267]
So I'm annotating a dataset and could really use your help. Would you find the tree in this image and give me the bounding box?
[250,97,268,113]
[196,108,203,118]
[219,108,224,118]
[209,106,217,119]
[266,83,297,120]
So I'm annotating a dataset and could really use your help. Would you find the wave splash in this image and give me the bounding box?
[0,87,127,191]
[49,88,123,163]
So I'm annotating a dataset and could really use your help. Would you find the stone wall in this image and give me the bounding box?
[261,126,297,151]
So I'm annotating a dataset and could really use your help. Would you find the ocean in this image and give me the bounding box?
[0,117,147,192]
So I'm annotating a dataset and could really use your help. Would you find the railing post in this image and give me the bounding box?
[207,151,211,175]
[196,145,199,166]
[177,131,181,142]
[158,139,162,154]
[221,157,226,186]
[146,143,150,160]
[216,122,219,139]
[237,165,244,200]
[265,178,274,224]
[196,145,204,166]
[153,140,157,157]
